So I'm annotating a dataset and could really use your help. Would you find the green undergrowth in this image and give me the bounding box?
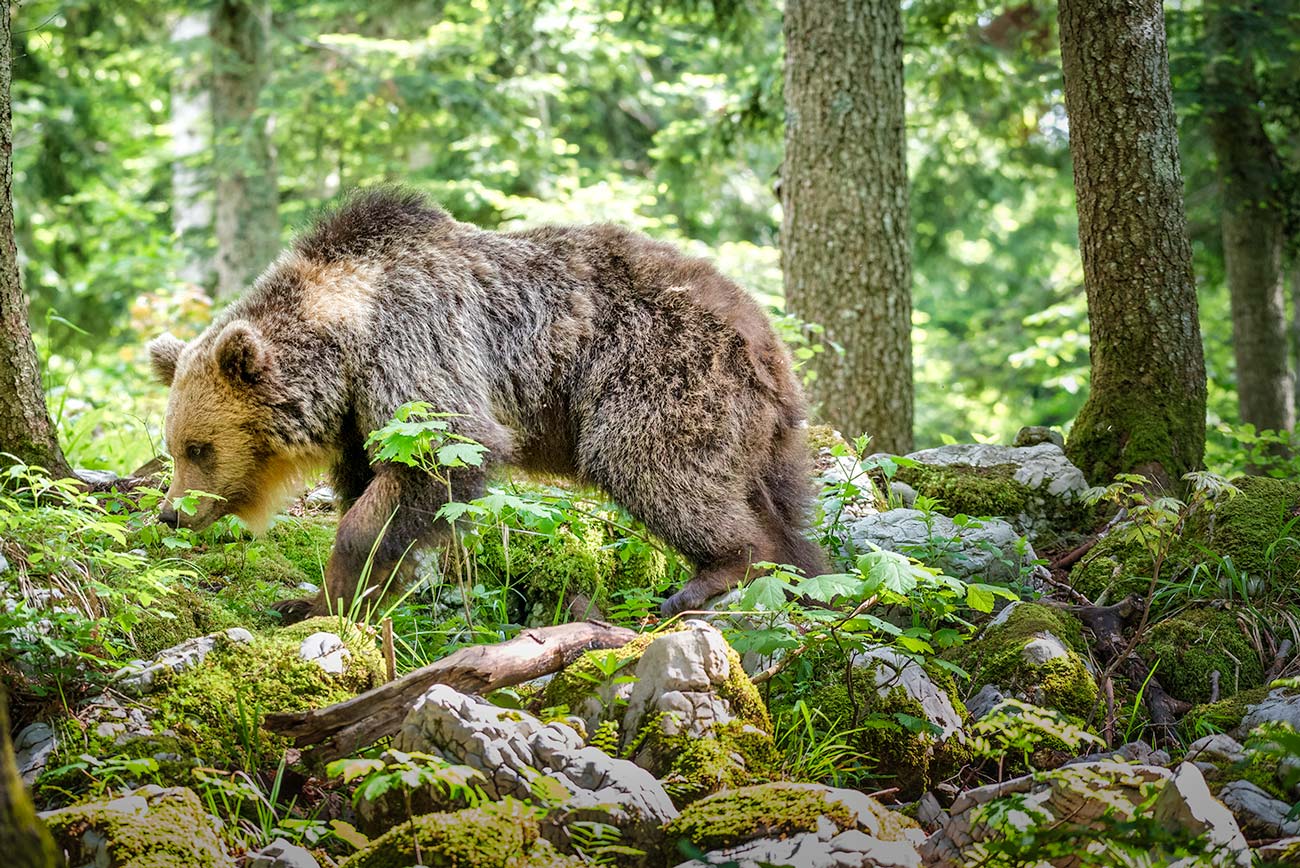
[41,786,230,868]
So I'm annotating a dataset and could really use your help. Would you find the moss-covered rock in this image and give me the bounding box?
[1071,476,1300,602]
[38,618,384,801]
[342,798,584,868]
[1137,607,1264,705]
[40,785,231,868]
[810,647,968,798]
[951,603,1098,719]
[664,781,919,853]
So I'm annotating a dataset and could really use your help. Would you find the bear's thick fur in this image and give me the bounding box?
[149,189,825,618]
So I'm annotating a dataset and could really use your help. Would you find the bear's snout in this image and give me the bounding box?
[157,504,181,529]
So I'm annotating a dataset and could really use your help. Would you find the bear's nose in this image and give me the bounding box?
[158,505,180,528]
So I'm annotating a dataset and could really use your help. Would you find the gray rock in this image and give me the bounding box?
[247,837,321,868]
[622,620,736,745]
[916,791,949,829]
[297,631,349,675]
[850,646,963,742]
[1185,733,1249,766]
[15,720,56,785]
[901,442,1088,501]
[1014,426,1066,448]
[1256,837,1300,863]
[923,762,1249,868]
[1239,687,1300,735]
[74,468,120,487]
[842,509,1033,582]
[0,551,8,574]
[114,627,253,696]
[1069,740,1171,767]
[889,481,918,508]
[965,685,1007,722]
[1020,631,1073,666]
[1218,780,1300,839]
[303,485,336,508]
[393,684,676,852]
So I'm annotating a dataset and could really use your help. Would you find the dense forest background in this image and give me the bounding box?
[14,0,1298,476]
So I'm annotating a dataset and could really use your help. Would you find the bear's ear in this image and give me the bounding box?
[215,323,269,388]
[147,333,186,386]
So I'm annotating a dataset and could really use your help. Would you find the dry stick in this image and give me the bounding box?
[263,620,637,762]
[1265,639,1295,683]
[381,618,396,683]
[1208,670,1220,705]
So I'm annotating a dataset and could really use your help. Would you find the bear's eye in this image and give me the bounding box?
[185,443,212,463]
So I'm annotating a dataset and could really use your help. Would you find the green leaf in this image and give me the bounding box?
[858,549,918,596]
[797,571,861,603]
[739,575,789,611]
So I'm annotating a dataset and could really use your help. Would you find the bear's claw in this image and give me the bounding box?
[270,597,315,624]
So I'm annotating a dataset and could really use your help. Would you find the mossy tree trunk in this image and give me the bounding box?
[1205,0,1293,440]
[1059,0,1206,490]
[781,0,913,454]
[212,0,279,300]
[1,687,58,868]
[0,3,71,479]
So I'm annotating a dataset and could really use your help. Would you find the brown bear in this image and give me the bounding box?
[148,189,825,620]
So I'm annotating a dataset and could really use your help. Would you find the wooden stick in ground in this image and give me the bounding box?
[381,617,395,683]
[264,620,637,762]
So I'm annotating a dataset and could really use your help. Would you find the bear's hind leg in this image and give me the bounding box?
[661,542,776,617]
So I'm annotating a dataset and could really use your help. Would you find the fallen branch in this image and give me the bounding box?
[264,620,637,761]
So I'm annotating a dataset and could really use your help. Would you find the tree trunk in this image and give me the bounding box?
[1059,0,1206,490]
[0,4,71,479]
[1292,262,1300,419]
[781,0,913,454]
[171,13,215,290]
[212,0,278,300]
[1,688,58,868]
[1205,1,1293,440]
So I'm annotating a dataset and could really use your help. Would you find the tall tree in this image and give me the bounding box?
[212,0,278,299]
[1060,0,1206,490]
[1205,1,1293,437]
[781,0,913,453]
[0,4,71,478]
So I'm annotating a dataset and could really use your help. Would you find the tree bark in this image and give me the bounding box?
[1205,1,1293,440]
[781,0,913,454]
[172,13,215,290]
[263,620,638,761]
[1,688,58,868]
[0,4,71,479]
[1060,0,1206,490]
[212,0,278,299]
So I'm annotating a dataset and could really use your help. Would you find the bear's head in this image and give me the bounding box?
[149,322,313,534]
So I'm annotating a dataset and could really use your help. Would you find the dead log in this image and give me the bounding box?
[263,620,637,762]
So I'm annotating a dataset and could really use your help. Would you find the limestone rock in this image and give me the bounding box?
[40,785,233,868]
[392,684,676,851]
[901,442,1087,501]
[1185,733,1249,766]
[1239,687,1300,736]
[667,782,924,868]
[297,631,350,675]
[921,761,1250,868]
[842,509,1033,582]
[1218,780,1300,839]
[247,837,321,868]
[15,720,56,785]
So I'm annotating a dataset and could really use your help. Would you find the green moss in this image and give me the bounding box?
[1136,607,1264,705]
[806,424,854,456]
[1065,389,1202,490]
[129,584,235,658]
[343,798,584,868]
[657,720,783,807]
[541,631,660,717]
[665,781,917,853]
[810,660,968,798]
[1071,477,1300,602]
[895,463,1032,519]
[265,517,336,583]
[41,786,229,868]
[1180,687,1271,741]
[950,604,1098,719]
[39,618,384,800]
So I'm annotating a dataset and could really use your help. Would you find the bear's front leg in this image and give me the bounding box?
[272,465,485,623]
